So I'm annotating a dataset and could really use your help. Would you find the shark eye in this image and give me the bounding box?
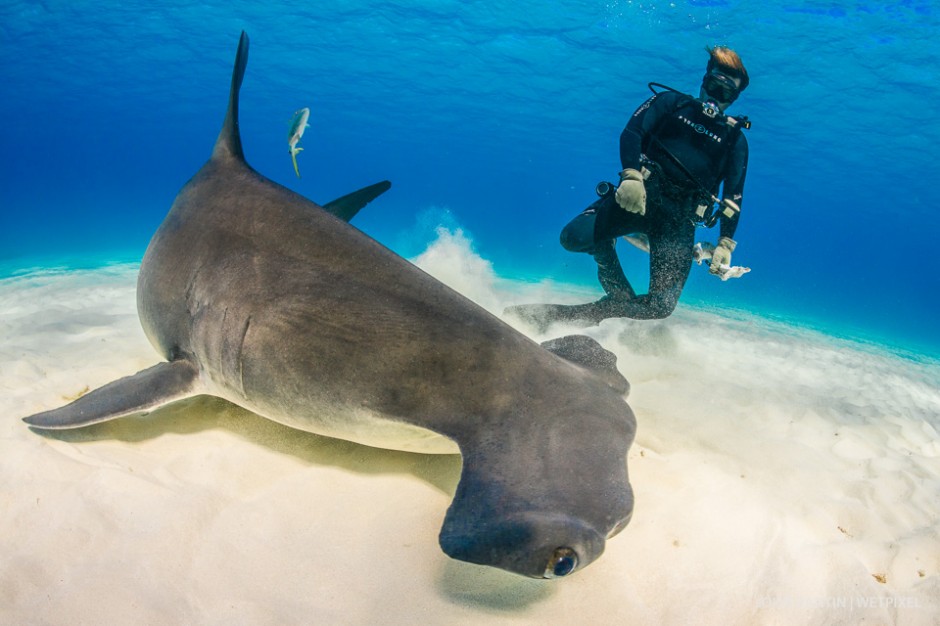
[543,547,579,579]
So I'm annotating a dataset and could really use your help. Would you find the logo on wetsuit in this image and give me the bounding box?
[678,115,722,143]
[632,95,657,118]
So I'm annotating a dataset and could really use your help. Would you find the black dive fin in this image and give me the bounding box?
[22,360,200,430]
[540,335,629,395]
[323,180,392,223]
[505,301,607,334]
[212,31,250,162]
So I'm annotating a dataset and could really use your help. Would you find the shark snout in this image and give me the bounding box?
[439,512,607,579]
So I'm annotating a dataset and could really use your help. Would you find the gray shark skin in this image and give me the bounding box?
[22,32,636,580]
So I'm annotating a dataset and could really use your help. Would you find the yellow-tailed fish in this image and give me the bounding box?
[287,107,310,178]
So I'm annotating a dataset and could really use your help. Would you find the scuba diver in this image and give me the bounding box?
[507,46,750,328]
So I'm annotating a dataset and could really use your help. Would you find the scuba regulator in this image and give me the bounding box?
[648,82,751,130]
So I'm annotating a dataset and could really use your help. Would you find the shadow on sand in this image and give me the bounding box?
[28,396,558,610]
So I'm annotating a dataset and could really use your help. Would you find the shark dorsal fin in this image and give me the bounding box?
[212,31,250,162]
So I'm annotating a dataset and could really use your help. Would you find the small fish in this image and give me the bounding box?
[716,264,751,281]
[624,238,749,279]
[622,233,650,253]
[692,241,716,265]
[287,107,310,178]
[693,242,750,280]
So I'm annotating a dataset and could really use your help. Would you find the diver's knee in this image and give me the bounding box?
[560,224,593,253]
[648,293,679,319]
[559,211,599,253]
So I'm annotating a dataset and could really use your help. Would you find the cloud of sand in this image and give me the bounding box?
[2,233,938,625]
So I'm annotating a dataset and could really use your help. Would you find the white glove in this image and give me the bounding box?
[717,265,751,281]
[615,169,646,215]
[709,237,736,275]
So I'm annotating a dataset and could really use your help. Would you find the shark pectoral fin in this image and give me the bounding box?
[22,360,200,430]
[322,180,392,223]
[540,335,629,395]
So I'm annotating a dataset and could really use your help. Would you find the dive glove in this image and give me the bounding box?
[709,237,736,275]
[615,169,646,216]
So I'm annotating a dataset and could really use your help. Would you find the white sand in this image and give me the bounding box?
[2,237,939,625]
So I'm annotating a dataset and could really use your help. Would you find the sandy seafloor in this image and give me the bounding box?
[2,231,939,625]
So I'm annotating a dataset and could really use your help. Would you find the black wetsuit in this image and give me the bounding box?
[560,89,749,320]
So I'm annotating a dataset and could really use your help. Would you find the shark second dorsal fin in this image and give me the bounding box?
[322,180,392,222]
[212,31,250,162]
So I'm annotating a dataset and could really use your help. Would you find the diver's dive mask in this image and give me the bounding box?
[702,70,741,106]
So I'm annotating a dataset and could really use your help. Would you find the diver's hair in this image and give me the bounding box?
[705,45,749,91]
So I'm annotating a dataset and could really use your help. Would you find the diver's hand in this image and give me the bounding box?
[615,169,646,215]
[710,237,736,275]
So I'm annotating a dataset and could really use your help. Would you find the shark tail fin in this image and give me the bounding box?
[22,360,200,430]
[212,31,250,162]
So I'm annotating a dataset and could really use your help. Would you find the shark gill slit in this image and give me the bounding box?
[238,315,251,394]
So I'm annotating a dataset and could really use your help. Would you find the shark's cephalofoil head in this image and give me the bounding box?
[439,508,632,579]
[439,396,635,579]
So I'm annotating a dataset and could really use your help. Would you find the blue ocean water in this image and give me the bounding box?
[1,1,938,355]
